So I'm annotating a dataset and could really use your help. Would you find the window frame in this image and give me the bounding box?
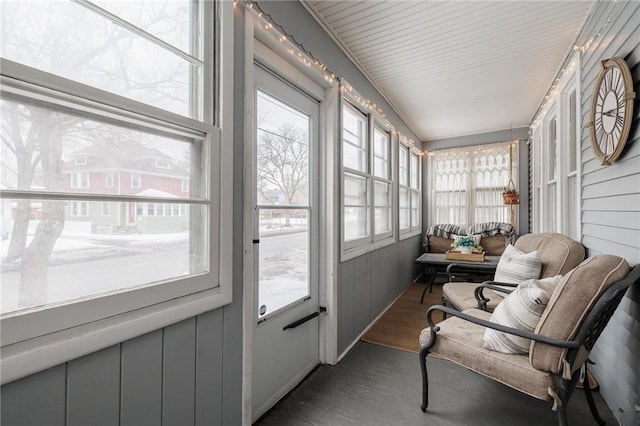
[428,141,514,227]
[398,139,422,239]
[340,96,397,261]
[0,0,234,385]
[530,55,581,239]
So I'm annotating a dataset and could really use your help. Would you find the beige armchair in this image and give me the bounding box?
[419,256,639,426]
[443,233,585,312]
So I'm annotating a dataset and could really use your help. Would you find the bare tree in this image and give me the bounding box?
[1,1,190,307]
[257,123,309,227]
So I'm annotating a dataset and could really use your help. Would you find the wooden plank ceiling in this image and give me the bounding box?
[304,1,594,141]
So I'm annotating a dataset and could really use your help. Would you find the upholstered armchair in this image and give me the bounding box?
[443,233,585,313]
[419,256,639,426]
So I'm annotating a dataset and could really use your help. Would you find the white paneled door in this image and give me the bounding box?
[251,64,320,422]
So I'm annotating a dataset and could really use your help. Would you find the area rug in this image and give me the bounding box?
[361,282,445,354]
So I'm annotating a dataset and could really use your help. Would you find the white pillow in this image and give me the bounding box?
[483,275,563,354]
[492,245,542,295]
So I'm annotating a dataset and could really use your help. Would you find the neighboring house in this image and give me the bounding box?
[61,143,190,234]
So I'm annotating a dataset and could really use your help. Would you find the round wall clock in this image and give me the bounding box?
[589,57,636,165]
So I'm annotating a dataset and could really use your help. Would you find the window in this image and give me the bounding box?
[531,57,581,239]
[74,156,87,165]
[373,126,392,238]
[399,141,421,237]
[71,201,89,217]
[105,172,114,188]
[70,172,89,189]
[429,141,514,226]
[0,0,233,383]
[341,99,398,259]
[181,178,189,193]
[155,159,170,170]
[130,172,141,188]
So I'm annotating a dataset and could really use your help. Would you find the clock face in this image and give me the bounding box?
[589,57,635,165]
[594,67,625,155]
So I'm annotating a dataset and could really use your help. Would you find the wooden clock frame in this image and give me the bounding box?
[588,57,636,165]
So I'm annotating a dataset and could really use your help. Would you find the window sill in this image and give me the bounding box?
[399,229,422,241]
[341,235,395,262]
[1,286,231,385]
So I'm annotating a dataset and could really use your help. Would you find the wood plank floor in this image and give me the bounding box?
[255,341,617,426]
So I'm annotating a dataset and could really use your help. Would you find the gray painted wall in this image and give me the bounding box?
[422,127,531,236]
[576,2,640,424]
[0,2,423,425]
[338,236,423,354]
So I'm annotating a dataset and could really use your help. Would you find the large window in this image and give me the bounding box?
[429,141,514,226]
[341,100,397,258]
[531,59,581,239]
[399,141,421,237]
[0,0,232,383]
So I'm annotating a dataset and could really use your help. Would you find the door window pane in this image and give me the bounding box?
[257,91,310,206]
[257,208,309,317]
[255,87,313,318]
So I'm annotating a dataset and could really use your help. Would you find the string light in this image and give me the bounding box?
[239,0,425,154]
[532,0,619,132]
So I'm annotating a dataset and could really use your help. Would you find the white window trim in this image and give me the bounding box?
[530,53,581,239]
[0,0,234,385]
[398,139,422,239]
[372,121,394,241]
[340,92,396,261]
[428,141,516,227]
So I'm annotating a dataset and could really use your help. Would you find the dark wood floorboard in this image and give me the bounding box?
[255,341,617,426]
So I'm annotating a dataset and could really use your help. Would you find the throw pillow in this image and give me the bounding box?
[492,244,542,296]
[483,275,563,354]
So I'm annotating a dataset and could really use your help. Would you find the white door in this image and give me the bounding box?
[251,64,320,421]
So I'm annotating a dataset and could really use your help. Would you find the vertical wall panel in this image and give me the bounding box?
[338,235,423,355]
[338,259,356,354]
[162,318,196,426]
[577,2,640,424]
[120,330,163,426]
[67,345,121,426]
[353,253,372,335]
[195,309,224,426]
[1,365,66,426]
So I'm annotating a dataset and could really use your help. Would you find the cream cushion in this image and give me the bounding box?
[530,255,629,374]
[419,308,554,401]
[484,276,563,354]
